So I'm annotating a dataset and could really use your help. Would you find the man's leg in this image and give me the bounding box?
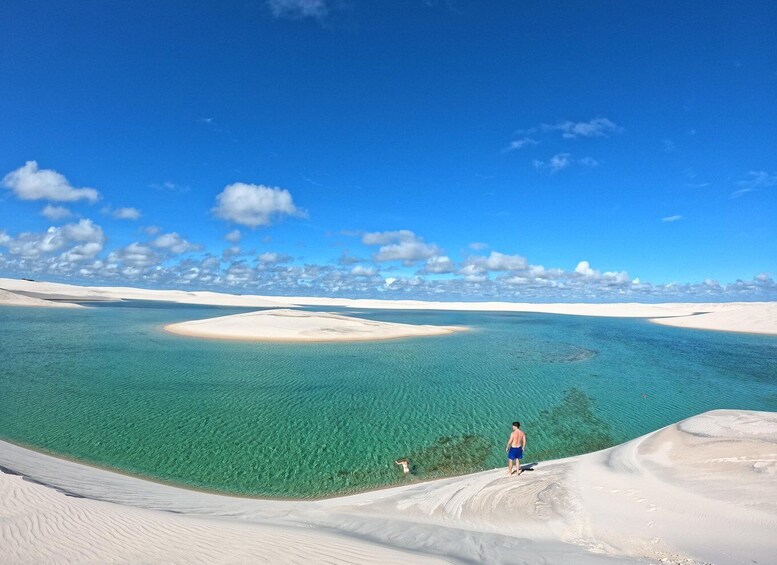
[507,457,513,475]
[516,458,522,475]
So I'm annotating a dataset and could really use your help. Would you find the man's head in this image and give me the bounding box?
[512,421,520,430]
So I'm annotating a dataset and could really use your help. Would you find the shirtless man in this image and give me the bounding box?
[506,421,526,476]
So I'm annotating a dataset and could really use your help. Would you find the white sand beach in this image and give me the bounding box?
[1,278,776,335]
[2,409,776,564]
[164,308,464,342]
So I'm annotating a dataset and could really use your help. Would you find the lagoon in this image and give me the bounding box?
[1,302,775,498]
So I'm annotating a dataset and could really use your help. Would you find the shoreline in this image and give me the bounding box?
[2,277,775,336]
[3,409,776,563]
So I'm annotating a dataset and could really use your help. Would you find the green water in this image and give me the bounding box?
[1,302,775,498]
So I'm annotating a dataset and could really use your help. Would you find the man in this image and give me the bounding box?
[506,421,526,476]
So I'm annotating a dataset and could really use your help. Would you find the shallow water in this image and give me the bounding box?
[1,302,775,498]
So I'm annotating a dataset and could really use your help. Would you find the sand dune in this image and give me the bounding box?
[2,409,776,564]
[1,277,775,335]
[164,308,464,342]
[649,301,777,335]
[0,288,83,309]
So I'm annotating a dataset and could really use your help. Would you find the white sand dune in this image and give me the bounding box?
[164,308,464,342]
[0,288,83,309]
[2,409,776,564]
[649,302,777,335]
[1,278,775,335]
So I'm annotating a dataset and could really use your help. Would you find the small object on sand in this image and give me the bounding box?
[395,458,410,475]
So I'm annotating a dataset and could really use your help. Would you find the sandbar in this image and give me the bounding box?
[164,308,464,342]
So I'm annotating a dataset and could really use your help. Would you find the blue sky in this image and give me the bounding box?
[0,0,775,301]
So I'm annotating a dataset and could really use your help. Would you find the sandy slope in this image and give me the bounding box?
[649,301,777,335]
[164,308,464,342]
[2,409,775,564]
[1,278,775,335]
[0,288,83,309]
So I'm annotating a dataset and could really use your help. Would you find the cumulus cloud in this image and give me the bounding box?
[2,161,100,202]
[110,207,141,220]
[468,242,488,251]
[41,205,72,220]
[361,230,441,265]
[421,255,456,274]
[152,232,200,254]
[225,229,242,243]
[465,251,528,272]
[1,219,105,261]
[258,252,292,264]
[213,182,305,228]
[662,215,683,222]
[351,265,378,277]
[574,260,596,277]
[267,0,327,19]
[107,243,160,268]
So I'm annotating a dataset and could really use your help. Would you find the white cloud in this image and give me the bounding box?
[361,230,441,265]
[577,156,599,168]
[41,205,72,220]
[465,251,528,272]
[534,154,598,173]
[421,255,455,274]
[153,232,200,254]
[574,260,596,277]
[103,205,141,220]
[468,242,488,251]
[662,215,683,222]
[258,252,292,264]
[732,171,777,197]
[267,0,327,19]
[2,161,100,202]
[730,188,754,199]
[108,243,159,268]
[458,264,487,282]
[543,117,623,139]
[533,153,572,173]
[111,207,141,220]
[213,182,305,228]
[151,181,189,193]
[739,170,777,188]
[351,265,377,277]
[361,230,417,245]
[2,219,105,260]
[503,137,538,152]
[225,229,242,243]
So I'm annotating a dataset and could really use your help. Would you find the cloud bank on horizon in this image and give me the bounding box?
[0,160,775,301]
[0,2,774,301]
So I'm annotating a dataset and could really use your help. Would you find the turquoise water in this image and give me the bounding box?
[1,302,775,498]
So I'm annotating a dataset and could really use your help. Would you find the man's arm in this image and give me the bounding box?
[521,432,527,449]
[506,432,514,451]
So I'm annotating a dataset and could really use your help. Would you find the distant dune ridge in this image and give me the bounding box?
[1,409,776,563]
[1,277,775,335]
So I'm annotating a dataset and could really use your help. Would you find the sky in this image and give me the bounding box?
[0,0,775,301]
